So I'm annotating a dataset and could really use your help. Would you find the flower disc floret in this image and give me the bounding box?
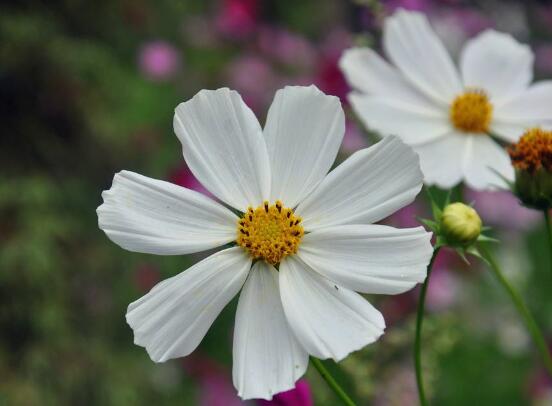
[450,89,493,133]
[508,128,552,174]
[237,200,304,265]
[508,128,552,209]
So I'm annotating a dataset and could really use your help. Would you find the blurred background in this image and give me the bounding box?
[2,0,552,404]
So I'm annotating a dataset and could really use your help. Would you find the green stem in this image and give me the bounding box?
[544,210,552,281]
[479,244,552,376]
[310,357,356,406]
[414,247,441,406]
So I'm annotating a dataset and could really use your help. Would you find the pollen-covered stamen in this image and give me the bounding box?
[508,128,552,174]
[236,200,304,265]
[450,89,493,133]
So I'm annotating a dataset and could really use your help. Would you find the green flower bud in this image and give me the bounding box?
[441,203,482,246]
[513,168,552,210]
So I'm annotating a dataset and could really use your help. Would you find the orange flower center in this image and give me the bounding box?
[508,128,552,174]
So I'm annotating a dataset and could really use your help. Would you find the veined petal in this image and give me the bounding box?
[383,9,462,104]
[296,136,423,230]
[97,171,237,255]
[233,261,308,400]
[460,30,533,102]
[174,88,271,211]
[462,136,514,190]
[414,133,470,189]
[264,85,345,207]
[279,256,385,361]
[297,225,432,294]
[492,81,552,142]
[126,247,251,363]
[349,93,450,145]
[339,47,446,107]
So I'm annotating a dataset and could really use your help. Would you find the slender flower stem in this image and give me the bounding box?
[414,247,441,406]
[310,357,356,406]
[544,210,552,280]
[479,244,552,376]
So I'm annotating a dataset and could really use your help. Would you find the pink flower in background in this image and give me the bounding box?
[138,41,180,81]
[385,0,432,13]
[426,266,459,312]
[258,380,313,406]
[447,8,492,36]
[199,374,244,406]
[215,0,259,39]
[168,164,210,196]
[527,362,552,403]
[385,201,427,229]
[183,356,243,406]
[258,27,316,69]
[320,29,352,58]
[425,247,462,312]
[465,188,540,231]
[315,54,349,102]
[430,8,492,57]
[184,356,313,405]
[225,55,276,112]
[341,120,367,153]
[315,30,351,102]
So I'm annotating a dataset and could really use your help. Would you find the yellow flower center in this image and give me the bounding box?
[236,200,304,265]
[449,89,493,133]
[508,128,552,174]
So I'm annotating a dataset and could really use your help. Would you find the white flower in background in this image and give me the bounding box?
[340,9,552,190]
[97,85,433,400]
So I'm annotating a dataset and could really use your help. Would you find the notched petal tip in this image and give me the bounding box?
[173,87,239,115]
[276,83,342,105]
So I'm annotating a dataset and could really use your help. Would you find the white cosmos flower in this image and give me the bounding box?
[97,85,433,400]
[340,9,552,190]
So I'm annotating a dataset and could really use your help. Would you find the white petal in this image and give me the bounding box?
[97,171,237,255]
[463,136,514,190]
[279,256,385,361]
[492,81,552,142]
[414,133,469,189]
[349,93,450,145]
[339,47,447,108]
[296,136,423,230]
[174,88,271,211]
[383,10,462,104]
[489,121,528,143]
[264,85,345,207]
[233,261,309,400]
[460,30,533,102]
[126,247,251,363]
[297,225,433,295]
